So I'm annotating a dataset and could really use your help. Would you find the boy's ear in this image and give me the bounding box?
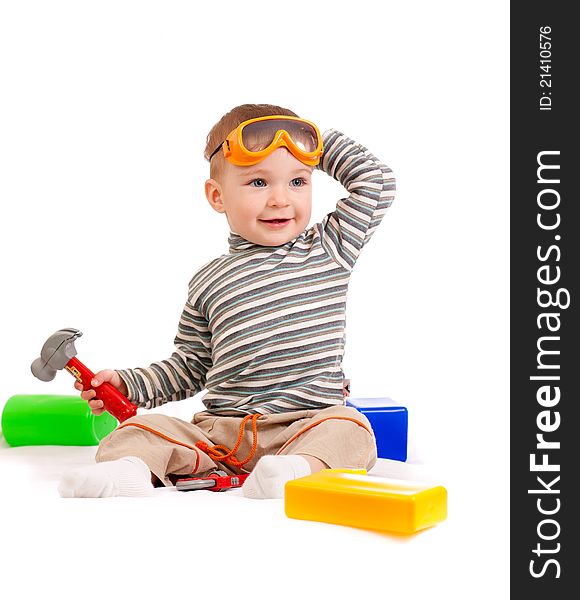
[205,178,225,213]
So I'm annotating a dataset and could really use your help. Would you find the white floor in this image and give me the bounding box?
[0,420,508,600]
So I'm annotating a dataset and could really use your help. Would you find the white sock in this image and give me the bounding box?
[242,455,311,499]
[58,456,154,498]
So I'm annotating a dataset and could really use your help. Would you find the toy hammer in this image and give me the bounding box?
[31,328,137,423]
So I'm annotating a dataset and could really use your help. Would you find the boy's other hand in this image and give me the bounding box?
[342,378,351,398]
[73,369,129,416]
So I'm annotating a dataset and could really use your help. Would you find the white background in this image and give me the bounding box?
[0,1,509,598]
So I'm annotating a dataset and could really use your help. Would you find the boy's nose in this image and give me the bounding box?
[267,189,290,207]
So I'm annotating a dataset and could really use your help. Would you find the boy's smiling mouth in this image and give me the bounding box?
[259,217,292,228]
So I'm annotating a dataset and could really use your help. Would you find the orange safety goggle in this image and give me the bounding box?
[209,115,324,167]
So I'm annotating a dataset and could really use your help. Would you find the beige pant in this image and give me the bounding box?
[96,405,377,487]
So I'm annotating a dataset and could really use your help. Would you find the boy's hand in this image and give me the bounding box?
[73,369,129,416]
[315,128,333,172]
[342,378,351,398]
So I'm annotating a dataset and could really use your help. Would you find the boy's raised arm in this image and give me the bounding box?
[117,300,212,409]
[315,129,396,270]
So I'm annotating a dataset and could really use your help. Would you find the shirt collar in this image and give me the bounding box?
[228,232,256,253]
[227,231,301,254]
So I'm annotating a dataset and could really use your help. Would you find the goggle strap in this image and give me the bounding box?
[209,139,230,162]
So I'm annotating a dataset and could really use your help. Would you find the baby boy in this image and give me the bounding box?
[59,103,396,499]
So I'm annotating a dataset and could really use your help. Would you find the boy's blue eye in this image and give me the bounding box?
[250,179,266,187]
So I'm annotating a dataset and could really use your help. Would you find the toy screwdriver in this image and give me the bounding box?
[176,470,249,492]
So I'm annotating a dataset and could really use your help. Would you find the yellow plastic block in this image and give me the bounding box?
[285,469,447,534]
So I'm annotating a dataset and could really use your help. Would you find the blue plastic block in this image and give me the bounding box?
[346,397,408,461]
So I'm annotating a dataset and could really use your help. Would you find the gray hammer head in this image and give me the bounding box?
[31,328,83,381]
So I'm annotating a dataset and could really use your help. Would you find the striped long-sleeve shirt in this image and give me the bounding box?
[118,129,395,415]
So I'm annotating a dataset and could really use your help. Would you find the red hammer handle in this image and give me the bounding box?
[65,356,137,423]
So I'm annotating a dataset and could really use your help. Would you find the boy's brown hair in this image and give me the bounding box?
[204,103,299,182]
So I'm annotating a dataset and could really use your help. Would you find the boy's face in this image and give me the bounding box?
[205,148,313,247]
